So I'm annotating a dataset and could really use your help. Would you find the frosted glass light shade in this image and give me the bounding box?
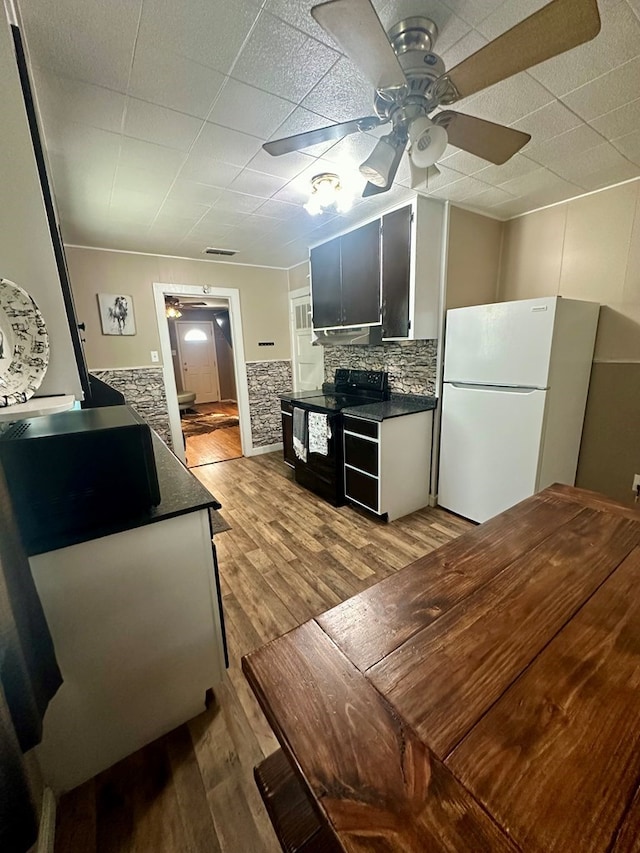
[409,117,448,168]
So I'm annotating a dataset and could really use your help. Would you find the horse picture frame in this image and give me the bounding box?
[98,293,136,336]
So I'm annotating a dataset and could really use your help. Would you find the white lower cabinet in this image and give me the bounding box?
[343,411,433,521]
[29,509,225,793]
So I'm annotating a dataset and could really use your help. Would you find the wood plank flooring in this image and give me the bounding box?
[54,452,472,853]
[183,401,242,467]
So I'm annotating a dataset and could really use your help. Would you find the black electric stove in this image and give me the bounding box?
[287,369,390,505]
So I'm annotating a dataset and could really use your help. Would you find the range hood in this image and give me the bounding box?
[312,325,382,346]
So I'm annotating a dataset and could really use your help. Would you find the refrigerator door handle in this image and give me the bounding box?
[447,382,545,393]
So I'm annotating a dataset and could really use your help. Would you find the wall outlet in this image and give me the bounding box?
[150,350,159,363]
[632,474,640,492]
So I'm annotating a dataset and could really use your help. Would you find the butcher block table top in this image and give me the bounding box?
[242,484,640,852]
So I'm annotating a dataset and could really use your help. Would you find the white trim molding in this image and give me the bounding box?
[153,283,252,461]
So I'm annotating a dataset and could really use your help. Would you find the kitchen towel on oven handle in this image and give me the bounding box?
[293,407,307,462]
[308,411,330,457]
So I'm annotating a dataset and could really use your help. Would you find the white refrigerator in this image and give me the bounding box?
[438,296,600,523]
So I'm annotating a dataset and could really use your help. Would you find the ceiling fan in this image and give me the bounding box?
[263,0,601,197]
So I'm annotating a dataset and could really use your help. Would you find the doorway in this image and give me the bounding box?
[289,286,324,391]
[154,283,251,466]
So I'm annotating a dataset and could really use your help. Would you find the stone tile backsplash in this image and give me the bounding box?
[323,340,437,395]
[92,367,172,446]
[247,359,293,447]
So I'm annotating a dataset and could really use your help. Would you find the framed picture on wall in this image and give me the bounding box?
[97,293,136,336]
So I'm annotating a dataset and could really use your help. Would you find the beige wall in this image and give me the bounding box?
[498,179,640,504]
[65,247,290,368]
[288,260,310,292]
[446,206,503,310]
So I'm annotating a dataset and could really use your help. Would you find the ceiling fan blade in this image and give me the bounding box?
[263,116,386,156]
[443,0,601,102]
[362,139,407,197]
[311,0,407,91]
[434,111,530,165]
[409,159,440,190]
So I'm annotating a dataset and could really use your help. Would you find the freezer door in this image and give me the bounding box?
[438,383,547,523]
[443,297,557,388]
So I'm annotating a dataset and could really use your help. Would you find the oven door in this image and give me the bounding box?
[293,408,344,505]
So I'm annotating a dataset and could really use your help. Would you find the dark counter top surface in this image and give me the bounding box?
[279,389,325,403]
[342,394,438,422]
[29,432,221,556]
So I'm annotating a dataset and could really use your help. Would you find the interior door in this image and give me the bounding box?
[438,382,547,523]
[176,321,220,404]
[340,219,381,327]
[291,294,324,391]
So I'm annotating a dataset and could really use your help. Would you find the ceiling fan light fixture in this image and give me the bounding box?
[359,134,398,187]
[409,116,448,168]
[304,172,352,216]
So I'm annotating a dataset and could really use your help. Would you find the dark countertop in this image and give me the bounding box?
[28,432,221,556]
[342,394,438,422]
[279,389,325,403]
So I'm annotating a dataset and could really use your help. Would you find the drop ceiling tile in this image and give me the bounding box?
[422,163,466,190]
[529,3,640,96]
[510,101,583,145]
[189,123,264,168]
[302,58,374,123]
[229,169,288,198]
[180,154,243,187]
[22,0,140,90]
[432,175,494,201]
[545,142,639,189]
[246,148,315,179]
[264,0,338,46]
[466,186,517,207]
[591,97,640,139]
[440,148,489,176]
[499,165,578,197]
[321,131,382,171]
[473,153,540,186]
[439,30,488,70]
[232,11,339,102]
[32,70,126,135]
[113,164,178,197]
[254,198,303,220]
[128,44,227,120]
[489,197,535,218]
[461,73,554,126]
[158,198,211,223]
[475,0,548,40]
[612,129,640,165]
[123,99,204,152]
[166,179,224,206]
[561,56,640,122]
[109,187,162,220]
[118,136,188,175]
[523,123,605,169]
[194,209,252,230]
[439,0,505,27]
[135,0,260,76]
[212,189,265,214]
[208,78,295,139]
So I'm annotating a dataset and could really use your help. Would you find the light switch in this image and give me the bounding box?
[150,350,159,363]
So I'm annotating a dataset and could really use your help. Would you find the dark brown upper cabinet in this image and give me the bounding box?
[340,219,381,327]
[309,236,342,328]
[381,205,412,339]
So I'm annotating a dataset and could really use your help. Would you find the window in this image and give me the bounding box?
[184,328,207,342]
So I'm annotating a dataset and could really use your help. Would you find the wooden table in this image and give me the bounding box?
[243,485,640,852]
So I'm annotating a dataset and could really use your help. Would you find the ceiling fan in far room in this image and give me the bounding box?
[264,0,602,197]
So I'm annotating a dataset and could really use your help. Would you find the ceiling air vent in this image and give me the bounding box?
[204,247,237,257]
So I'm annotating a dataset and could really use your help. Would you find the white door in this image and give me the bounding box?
[438,382,547,523]
[290,293,324,391]
[176,321,220,403]
[444,297,558,388]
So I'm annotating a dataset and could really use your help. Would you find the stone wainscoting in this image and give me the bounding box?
[323,340,437,395]
[91,367,172,446]
[246,360,292,448]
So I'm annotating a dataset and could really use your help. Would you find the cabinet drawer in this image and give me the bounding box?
[343,416,378,439]
[344,433,378,476]
[345,467,379,512]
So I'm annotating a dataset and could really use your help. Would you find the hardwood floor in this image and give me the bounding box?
[54,452,472,853]
[183,401,242,467]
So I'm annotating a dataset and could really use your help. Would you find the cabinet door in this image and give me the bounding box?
[281,410,295,467]
[340,219,381,326]
[310,237,342,328]
[382,205,412,338]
